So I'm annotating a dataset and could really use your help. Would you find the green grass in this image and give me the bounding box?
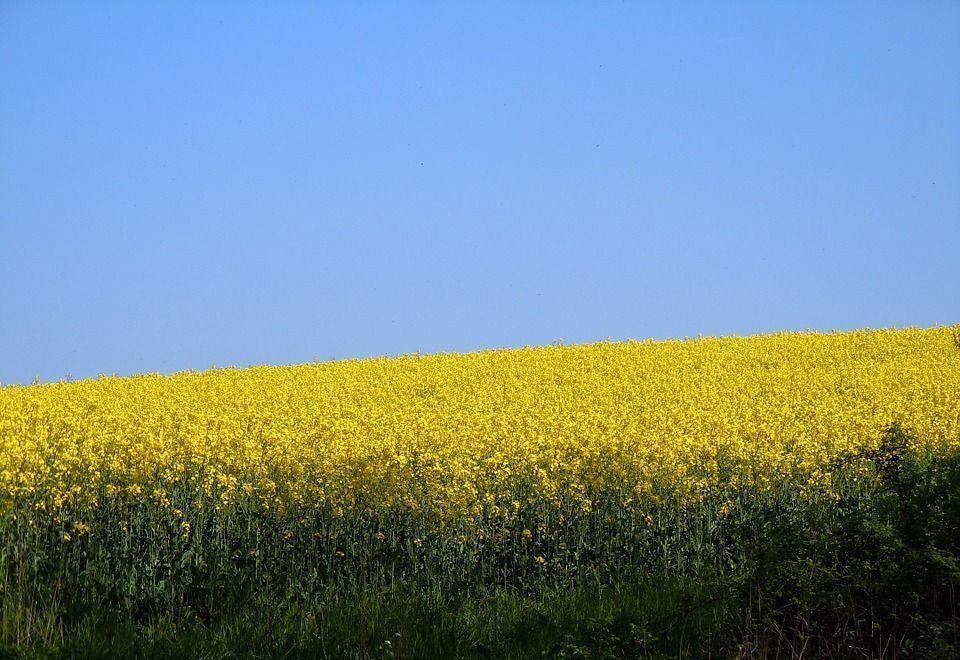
[2,578,740,659]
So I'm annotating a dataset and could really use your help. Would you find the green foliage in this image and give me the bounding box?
[2,427,958,658]
[732,425,960,658]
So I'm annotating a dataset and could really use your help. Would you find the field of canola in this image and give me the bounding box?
[2,326,960,653]
[2,326,959,522]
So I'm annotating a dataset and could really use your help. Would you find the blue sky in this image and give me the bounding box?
[1,2,958,384]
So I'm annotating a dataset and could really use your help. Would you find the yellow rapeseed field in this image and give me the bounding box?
[1,327,958,520]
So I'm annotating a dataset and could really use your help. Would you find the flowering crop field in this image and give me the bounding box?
[2,326,959,655]
[2,327,958,517]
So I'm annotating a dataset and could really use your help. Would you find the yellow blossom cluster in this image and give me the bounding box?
[1,326,958,518]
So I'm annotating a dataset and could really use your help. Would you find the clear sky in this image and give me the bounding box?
[1,2,958,385]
